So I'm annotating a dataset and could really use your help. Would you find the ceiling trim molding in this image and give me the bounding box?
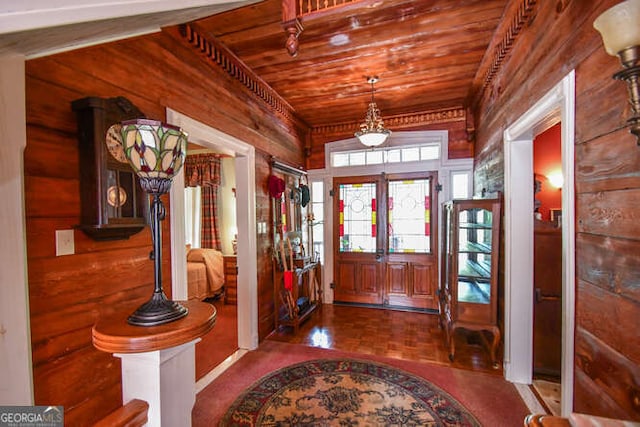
[471,0,538,105]
[180,23,305,130]
[297,0,362,17]
[312,106,466,136]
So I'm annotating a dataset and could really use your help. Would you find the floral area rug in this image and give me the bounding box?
[221,358,480,426]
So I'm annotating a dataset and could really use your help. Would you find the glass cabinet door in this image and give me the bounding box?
[456,207,493,304]
[440,197,501,367]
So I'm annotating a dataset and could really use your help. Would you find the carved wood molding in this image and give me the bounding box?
[312,106,466,136]
[474,0,538,102]
[282,0,302,56]
[180,24,303,128]
[297,0,364,17]
[282,0,364,56]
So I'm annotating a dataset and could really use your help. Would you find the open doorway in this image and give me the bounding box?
[503,71,576,417]
[182,145,239,378]
[532,123,563,415]
[166,108,258,391]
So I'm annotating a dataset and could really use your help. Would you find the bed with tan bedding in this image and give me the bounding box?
[186,248,224,300]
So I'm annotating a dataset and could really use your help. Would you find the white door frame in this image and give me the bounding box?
[0,54,34,404]
[503,70,576,416]
[167,109,258,354]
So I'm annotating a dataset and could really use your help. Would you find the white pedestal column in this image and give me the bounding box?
[115,338,200,427]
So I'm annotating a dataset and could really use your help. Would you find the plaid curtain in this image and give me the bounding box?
[184,154,222,250]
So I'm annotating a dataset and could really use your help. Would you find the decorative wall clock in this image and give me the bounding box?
[72,96,148,240]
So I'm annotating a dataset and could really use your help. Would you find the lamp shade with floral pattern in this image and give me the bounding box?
[120,118,187,183]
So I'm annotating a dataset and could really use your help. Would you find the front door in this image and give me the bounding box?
[333,172,439,310]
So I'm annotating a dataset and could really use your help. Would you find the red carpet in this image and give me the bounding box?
[193,340,529,426]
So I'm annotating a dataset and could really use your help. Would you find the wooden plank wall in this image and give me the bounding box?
[24,26,305,424]
[473,0,640,420]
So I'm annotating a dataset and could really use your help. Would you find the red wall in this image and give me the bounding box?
[534,123,562,223]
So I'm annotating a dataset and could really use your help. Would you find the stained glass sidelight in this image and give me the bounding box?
[388,178,431,253]
[338,183,377,252]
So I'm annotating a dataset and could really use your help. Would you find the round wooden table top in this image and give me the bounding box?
[92,300,216,354]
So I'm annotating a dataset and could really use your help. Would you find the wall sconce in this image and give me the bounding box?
[594,0,640,144]
[546,171,564,189]
[109,119,189,326]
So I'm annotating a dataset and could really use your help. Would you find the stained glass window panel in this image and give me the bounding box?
[388,178,431,253]
[339,183,376,253]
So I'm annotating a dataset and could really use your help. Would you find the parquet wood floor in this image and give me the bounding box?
[267,304,503,375]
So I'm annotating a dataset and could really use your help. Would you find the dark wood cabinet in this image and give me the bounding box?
[440,198,501,367]
[223,255,238,305]
[72,96,147,240]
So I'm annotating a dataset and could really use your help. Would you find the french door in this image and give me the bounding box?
[333,172,439,310]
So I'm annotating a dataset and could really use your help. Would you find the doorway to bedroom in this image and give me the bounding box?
[167,108,259,391]
[183,146,239,379]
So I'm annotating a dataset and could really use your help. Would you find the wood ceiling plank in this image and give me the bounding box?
[189,0,509,127]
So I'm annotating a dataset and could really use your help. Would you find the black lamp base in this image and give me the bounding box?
[127,292,188,326]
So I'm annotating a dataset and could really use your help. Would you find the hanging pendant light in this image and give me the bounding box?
[355,76,391,147]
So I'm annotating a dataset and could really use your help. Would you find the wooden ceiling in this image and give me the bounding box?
[191,0,509,128]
